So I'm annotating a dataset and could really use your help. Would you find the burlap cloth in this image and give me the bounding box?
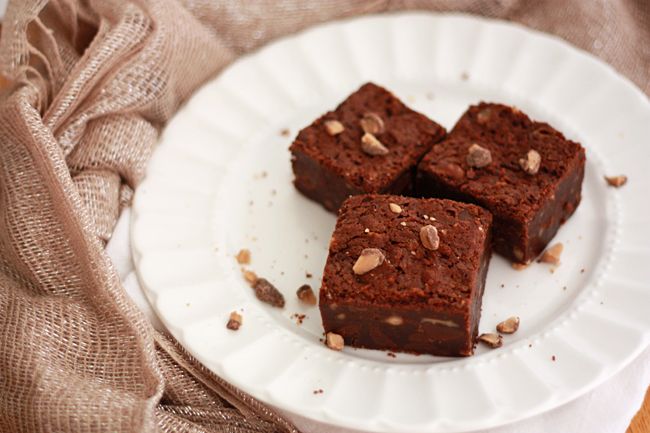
[0,1,647,432]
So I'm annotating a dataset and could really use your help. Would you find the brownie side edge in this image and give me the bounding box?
[468,216,493,353]
[524,146,586,260]
[291,149,363,213]
[320,300,473,357]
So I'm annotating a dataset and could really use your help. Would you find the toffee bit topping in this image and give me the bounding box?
[361,133,389,156]
[389,203,402,214]
[325,332,344,351]
[226,311,242,330]
[439,162,465,179]
[539,242,563,265]
[478,333,503,348]
[496,316,520,334]
[604,175,627,187]
[242,269,258,286]
[235,249,251,264]
[253,278,285,308]
[385,315,403,326]
[360,112,385,135]
[519,149,542,175]
[467,143,492,168]
[476,107,493,125]
[419,225,440,251]
[296,284,317,306]
[352,248,385,275]
[324,120,344,136]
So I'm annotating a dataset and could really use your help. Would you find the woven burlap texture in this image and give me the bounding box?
[0,1,647,432]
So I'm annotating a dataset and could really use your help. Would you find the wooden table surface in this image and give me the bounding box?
[0,36,648,433]
[629,388,650,433]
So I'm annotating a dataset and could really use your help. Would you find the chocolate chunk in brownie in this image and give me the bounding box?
[319,194,493,357]
[416,103,585,264]
[290,83,446,212]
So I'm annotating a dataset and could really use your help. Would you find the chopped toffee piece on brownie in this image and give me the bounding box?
[319,194,493,357]
[417,102,585,264]
[290,83,446,212]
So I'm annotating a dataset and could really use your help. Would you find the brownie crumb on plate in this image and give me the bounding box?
[604,175,627,187]
[235,249,251,264]
[226,311,242,331]
[253,278,285,308]
[296,284,317,306]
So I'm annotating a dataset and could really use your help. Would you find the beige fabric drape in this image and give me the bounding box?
[0,1,647,432]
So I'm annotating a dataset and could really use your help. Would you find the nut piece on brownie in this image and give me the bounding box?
[417,102,585,264]
[319,194,493,357]
[290,82,446,212]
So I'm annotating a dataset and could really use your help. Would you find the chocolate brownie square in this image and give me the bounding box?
[290,83,446,212]
[319,194,493,357]
[417,103,585,264]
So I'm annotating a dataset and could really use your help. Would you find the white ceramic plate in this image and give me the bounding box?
[131,13,650,433]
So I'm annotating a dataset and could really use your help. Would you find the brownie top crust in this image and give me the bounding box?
[290,82,446,192]
[418,103,585,220]
[321,194,492,309]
